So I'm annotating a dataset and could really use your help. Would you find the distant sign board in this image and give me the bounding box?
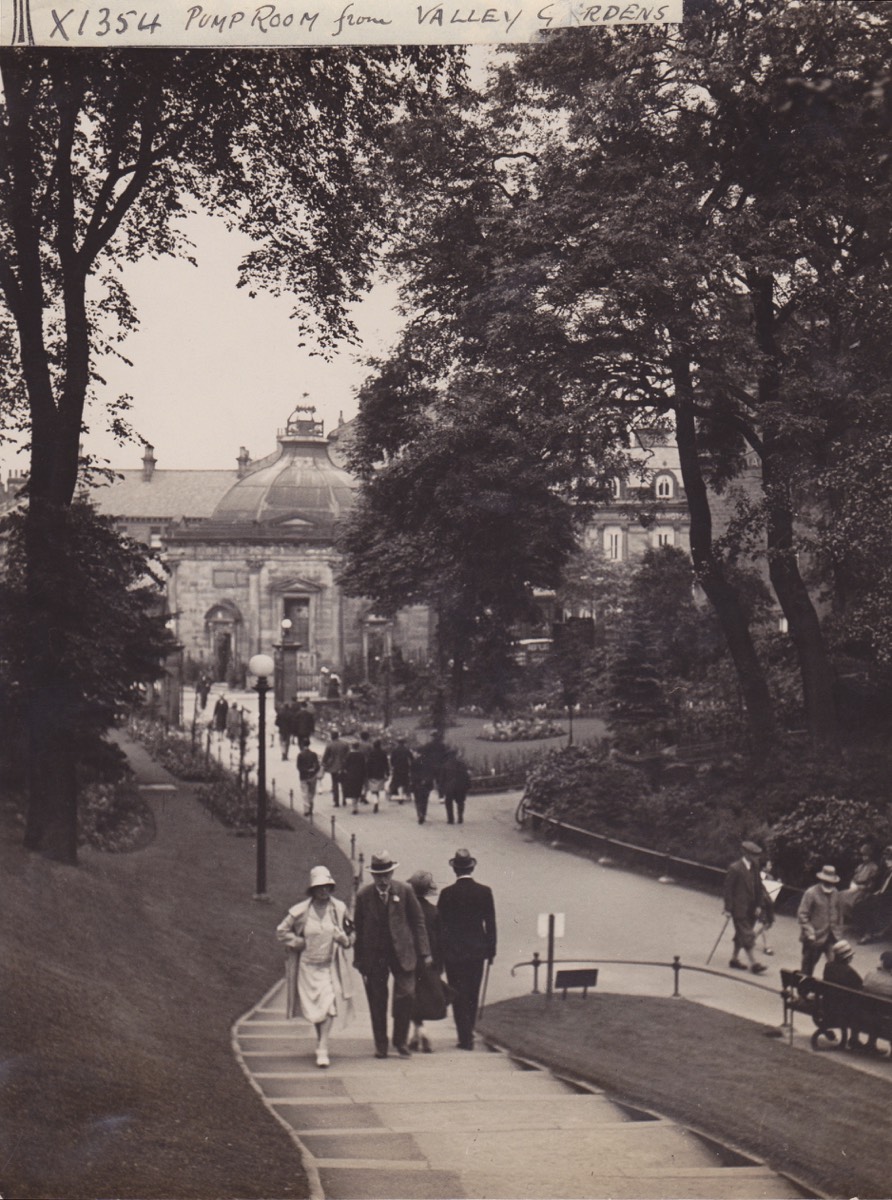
[538,912,565,938]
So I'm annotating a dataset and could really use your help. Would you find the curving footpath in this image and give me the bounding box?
[233,977,809,1200]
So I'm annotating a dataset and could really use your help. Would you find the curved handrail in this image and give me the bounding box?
[519,805,807,902]
[510,955,781,997]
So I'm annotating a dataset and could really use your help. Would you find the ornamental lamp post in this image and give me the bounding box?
[248,652,275,901]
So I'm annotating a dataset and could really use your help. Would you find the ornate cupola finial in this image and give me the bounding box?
[285,396,324,438]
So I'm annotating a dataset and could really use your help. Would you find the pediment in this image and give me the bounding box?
[268,575,324,594]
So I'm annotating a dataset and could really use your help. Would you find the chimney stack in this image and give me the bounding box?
[142,445,156,482]
[237,446,251,478]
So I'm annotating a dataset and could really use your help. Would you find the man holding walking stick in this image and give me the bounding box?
[722,839,773,975]
[438,848,497,1051]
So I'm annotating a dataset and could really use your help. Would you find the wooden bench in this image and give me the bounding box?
[780,968,892,1054]
[554,968,599,998]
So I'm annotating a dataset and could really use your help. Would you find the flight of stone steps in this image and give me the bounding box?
[233,983,811,1200]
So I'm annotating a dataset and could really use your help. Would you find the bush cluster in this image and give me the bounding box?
[78,781,155,852]
[522,739,892,885]
[132,717,291,831]
[193,777,291,831]
[479,717,565,742]
[768,795,890,887]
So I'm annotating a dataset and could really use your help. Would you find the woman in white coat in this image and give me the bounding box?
[276,866,355,1067]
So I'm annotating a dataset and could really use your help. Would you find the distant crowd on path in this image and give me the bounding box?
[276,845,497,1068]
[722,837,892,1029]
[315,728,473,824]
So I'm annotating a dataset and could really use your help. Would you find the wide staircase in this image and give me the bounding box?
[234,981,811,1200]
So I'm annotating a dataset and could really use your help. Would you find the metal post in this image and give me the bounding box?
[532,951,541,994]
[289,788,294,811]
[331,813,336,841]
[350,833,356,861]
[546,914,555,998]
[672,955,681,997]
[357,852,364,884]
[255,675,269,900]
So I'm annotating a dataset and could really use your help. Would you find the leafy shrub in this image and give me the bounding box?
[768,795,890,889]
[479,717,565,742]
[78,781,155,852]
[525,744,648,830]
[193,777,292,831]
[131,717,227,783]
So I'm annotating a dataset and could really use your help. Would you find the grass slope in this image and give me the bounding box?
[479,993,892,1200]
[1,741,352,1200]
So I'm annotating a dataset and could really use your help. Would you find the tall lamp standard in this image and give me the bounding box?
[248,653,275,901]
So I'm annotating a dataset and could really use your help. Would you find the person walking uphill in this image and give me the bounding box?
[276,866,355,1069]
[353,852,432,1058]
[798,864,843,975]
[438,848,497,1050]
[723,840,771,975]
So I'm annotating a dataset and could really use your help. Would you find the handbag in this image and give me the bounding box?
[414,962,450,1021]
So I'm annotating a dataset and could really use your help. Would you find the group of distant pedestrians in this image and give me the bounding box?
[317,728,472,824]
[277,846,497,1067]
[723,837,892,1042]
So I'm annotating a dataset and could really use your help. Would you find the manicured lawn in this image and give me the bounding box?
[479,993,892,1200]
[0,740,353,1200]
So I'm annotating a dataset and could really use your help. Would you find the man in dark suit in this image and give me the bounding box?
[723,839,771,975]
[353,851,432,1058]
[437,848,497,1050]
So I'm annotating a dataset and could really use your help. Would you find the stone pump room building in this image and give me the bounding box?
[94,405,432,697]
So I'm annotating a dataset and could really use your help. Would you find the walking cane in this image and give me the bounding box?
[705,915,731,965]
[477,960,491,1018]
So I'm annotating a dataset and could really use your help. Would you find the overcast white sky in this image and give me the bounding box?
[0,210,403,480]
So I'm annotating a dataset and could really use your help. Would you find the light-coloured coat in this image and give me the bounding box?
[276,895,355,1020]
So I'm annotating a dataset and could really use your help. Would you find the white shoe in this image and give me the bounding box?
[316,1048,330,1068]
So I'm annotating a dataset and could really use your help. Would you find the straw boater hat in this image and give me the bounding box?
[370,852,399,875]
[741,840,763,856]
[816,865,840,884]
[307,866,337,893]
[832,940,854,961]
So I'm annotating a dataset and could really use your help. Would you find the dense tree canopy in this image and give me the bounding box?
[0,47,462,860]
[341,0,892,752]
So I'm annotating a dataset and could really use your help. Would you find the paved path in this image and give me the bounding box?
[179,690,891,1197]
[234,979,807,1200]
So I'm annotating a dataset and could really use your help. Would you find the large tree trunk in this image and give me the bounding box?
[749,272,841,755]
[4,57,91,863]
[671,353,775,752]
[762,438,841,754]
[22,496,81,864]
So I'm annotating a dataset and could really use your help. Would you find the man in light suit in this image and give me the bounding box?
[353,851,431,1058]
[438,848,497,1050]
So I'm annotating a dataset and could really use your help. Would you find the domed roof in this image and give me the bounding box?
[211,407,356,532]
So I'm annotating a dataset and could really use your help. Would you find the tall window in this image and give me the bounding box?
[654,527,675,548]
[283,597,310,648]
[655,474,674,499]
[603,526,623,561]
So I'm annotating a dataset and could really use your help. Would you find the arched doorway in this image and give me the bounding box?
[204,602,243,682]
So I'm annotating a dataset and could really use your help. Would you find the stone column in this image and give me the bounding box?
[247,562,262,655]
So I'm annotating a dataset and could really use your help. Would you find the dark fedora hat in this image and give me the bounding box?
[449,848,477,871]
[369,851,398,874]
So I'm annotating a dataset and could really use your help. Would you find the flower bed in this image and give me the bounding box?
[78,780,156,852]
[478,717,565,742]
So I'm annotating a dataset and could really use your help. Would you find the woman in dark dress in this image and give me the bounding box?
[407,870,446,1052]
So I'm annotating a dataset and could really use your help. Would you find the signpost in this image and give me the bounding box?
[538,912,565,998]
